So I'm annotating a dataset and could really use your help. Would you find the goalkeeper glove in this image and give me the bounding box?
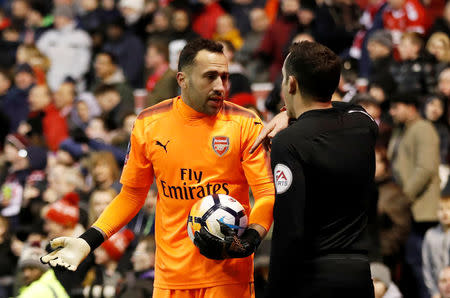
[194,220,261,260]
[40,227,104,271]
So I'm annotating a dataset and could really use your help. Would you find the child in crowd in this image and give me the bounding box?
[423,194,450,298]
[84,229,134,298]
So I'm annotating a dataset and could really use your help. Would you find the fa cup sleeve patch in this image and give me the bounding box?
[274,164,293,194]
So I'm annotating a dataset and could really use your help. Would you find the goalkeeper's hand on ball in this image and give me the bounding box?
[194,220,261,260]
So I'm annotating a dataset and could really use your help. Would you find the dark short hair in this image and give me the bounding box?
[97,51,118,66]
[148,39,170,62]
[390,92,419,108]
[285,41,341,102]
[178,38,223,72]
[93,84,119,97]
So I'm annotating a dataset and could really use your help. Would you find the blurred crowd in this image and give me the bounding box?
[0,0,449,297]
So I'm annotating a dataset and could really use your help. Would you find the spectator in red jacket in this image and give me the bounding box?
[27,84,68,151]
[191,0,225,39]
[382,0,429,47]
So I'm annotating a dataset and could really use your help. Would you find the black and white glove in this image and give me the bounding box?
[194,220,261,260]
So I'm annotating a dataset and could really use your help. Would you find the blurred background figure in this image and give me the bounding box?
[120,235,156,298]
[371,262,403,298]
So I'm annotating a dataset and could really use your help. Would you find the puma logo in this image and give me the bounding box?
[156,140,170,153]
[254,121,262,125]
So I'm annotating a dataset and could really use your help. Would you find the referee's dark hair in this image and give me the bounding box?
[285,41,341,102]
[178,38,224,72]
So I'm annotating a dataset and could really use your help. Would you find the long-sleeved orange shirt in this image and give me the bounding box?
[94,96,274,289]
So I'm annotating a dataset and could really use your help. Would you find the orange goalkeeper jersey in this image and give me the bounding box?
[98,96,274,289]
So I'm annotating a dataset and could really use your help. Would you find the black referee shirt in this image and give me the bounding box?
[267,101,378,290]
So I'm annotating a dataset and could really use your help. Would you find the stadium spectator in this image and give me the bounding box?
[428,1,450,38]
[391,32,435,95]
[422,94,449,164]
[1,134,31,224]
[54,80,78,130]
[0,24,21,69]
[146,8,172,43]
[23,1,52,43]
[42,189,84,241]
[94,84,134,131]
[103,16,145,88]
[367,30,396,91]
[235,7,270,83]
[191,0,225,39]
[15,45,50,85]
[437,266,450,298]
[119,235,155,298]
[92,51,134,107]
[426,32,450,78]
[144,40,178,107]
[422,193,450,298]
[26,84,69,151]
[87,188,116,226]
[388,92,440,298]
[10,0,30,32]
[374,146,411,272]
[256,0,300,81]
[167,7,200,71]
[439,68,450,99]
[36,4,92,91]
[219,40,256,108]
[17,243,68,297]
[382,0,428,47]
[87,151,121,193]
[0,66,30,133]
[0,215,17,297]
[85,229,134,297]
[78,0,106,34]
[314,0,361,56]
[370,262,403,298]
[213,14,244,50]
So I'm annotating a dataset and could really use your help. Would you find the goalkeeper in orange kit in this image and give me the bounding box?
[41,39,275,298]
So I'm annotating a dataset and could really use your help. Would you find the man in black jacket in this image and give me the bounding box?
[264,41,378,297]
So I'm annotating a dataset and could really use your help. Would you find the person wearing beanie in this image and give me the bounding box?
[18,243,49,287]
[369,30,394,52]
[36,4,92,91]
[43,191,84,240]
[119,0,144,26]
[57,139,85,165]
[41,189,92,297]
[84,229,134,298]
[370,262,403,298]
[367,30,396,95]
[17,242,69,298]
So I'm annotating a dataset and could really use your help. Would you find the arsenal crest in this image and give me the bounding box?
[212,136,229,157]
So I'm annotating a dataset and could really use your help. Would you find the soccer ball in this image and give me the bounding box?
[187,194,248,242]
